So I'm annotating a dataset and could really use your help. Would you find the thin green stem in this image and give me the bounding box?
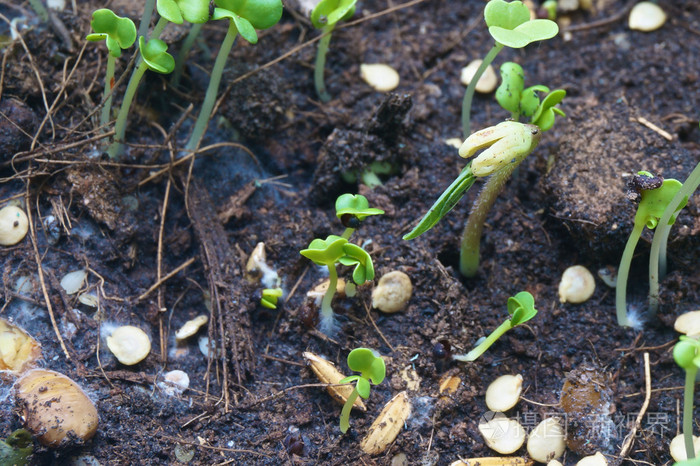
[100,54,116,128]
[185,21,238,152]
[615,221,645,326]
[339,386,360,433]
[314,24,334,103]
[649,162,700,313]
[459,162,516,277]
[461,43,504,138]
[138,0,156,39]
[107,60,149,159]
[453,320,512,362]
[319,263,338,334]
[341,228,355,240]
[151,16,168,40]
[683,367,698,459]
[171,22,204,88]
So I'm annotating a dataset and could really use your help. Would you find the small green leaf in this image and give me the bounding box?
[338,243,374,285]
[335,194,384,221]
[157,0,184,24]
[489,18,558,48]
[0,429,32,466]
[519,85,547,118]
[674,337,700,370]
[339,375,361,384]
[311,0,357,29]
[139,37,175,74]
[636,176,686,229]
[484,0,531,30]
[495,62,524,115]
[300,235,347,265]
[347,348,386,384]
[403,164,476,240]
[260,287,283,309]
[215,0,284,30]
[87,9,137,58]
[356,377,371,398]
[507,291,537,326]
[177,0,210,23]
[531,88,566,126]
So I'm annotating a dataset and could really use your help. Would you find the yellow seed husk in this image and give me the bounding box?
[303,351,366,411]
[360,391,412,455]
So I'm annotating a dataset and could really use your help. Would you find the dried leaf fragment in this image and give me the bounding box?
[360,391,412,455]
[303,351,366,411]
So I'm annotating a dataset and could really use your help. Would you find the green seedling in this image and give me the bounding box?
[0,429,32,466]
[404,121,540,277]
[541,0,557,20]
[107,36,176,158]
[184,0,283,153]
[338,348,386,433]
[495,62,565,131]
[673,337,700,460]
[86,9,137,129]
[260,287,283,309]
[310,0,357,102]
[616,171,686,327]
[462,0,558,138]
[649,152,700,314]
[453,291,537,362]
[341,161,396,189]
[301,194,383,334]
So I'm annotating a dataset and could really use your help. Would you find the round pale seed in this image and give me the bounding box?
[558,265,595,303]
[460,60,498,93]
[360,64,400,92]
[527,417,566,463]
[576,452,608,465]
[0,205,28,246]
[548,461,564,466]
[372,270,412,313]
[629,2,666,32]
[478,413,526,454]
[485,374,523,412]
[107,325,151,365]
[670,433,700,462]
[674,311,700,338]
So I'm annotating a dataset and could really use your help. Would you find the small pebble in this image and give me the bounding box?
[106,325,151,365]
[558,265,595,303]
[360,64,400,92]
[485,374,523,412]
[629,2,666,31]
[460,59,498,93]
[0,205,29,246]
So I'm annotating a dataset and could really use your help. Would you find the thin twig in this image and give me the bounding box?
[136,258,195,302]
[619,353,652,459]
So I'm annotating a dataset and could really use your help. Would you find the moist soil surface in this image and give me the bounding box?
[1,0,699,464]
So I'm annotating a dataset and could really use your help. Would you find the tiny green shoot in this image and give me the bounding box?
[649,154,700,314]
[453,291,537,362]
[260,287,283,309]
[495,61,566,131]
[301,194,383,334]
[403,121,540,277]
[338,348,386,433]
[310,0,357,102]
[183,0,283,153]
[86,9,137,128]
[0,429,32,466]
[673,336,700,460]
[462,0,558,138]
[616,171,686,327]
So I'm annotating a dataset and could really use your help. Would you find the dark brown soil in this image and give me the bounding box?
[1,0,699,465]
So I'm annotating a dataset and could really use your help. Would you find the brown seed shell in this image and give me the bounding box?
[360,391,412,455]
[15,369,99,447]
[0,317,41,373]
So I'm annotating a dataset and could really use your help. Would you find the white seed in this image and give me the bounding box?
[158,370,190,396]
[245,242,266,283]
[46,0,65,10]
[597,266,617,288]
[527,417,566,463]
[0,205,29,246]
[78,293,99,308]
[372,270,412,313]
[444,138,463,149]
[460,60,498,93]
[478,413,526,454]
[175,315,208,341]
[629,2,666,32]
[548,461,564,466]
[674,311,700,338]
[558,265,595,303]
[485,374,523,412]
[106,325,151,365]
[60,269,87,295]
[576,452,608,466]
[669,433,700,461]
[360,64,400,92]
